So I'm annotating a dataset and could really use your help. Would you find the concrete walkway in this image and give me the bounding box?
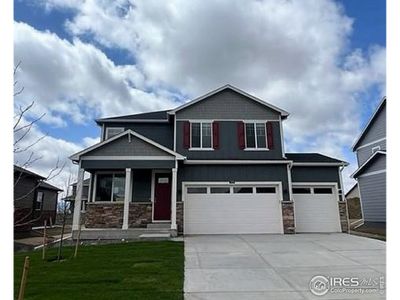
[184,234,385,299]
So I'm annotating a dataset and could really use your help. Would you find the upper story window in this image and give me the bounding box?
[190,122,213,149]
[105,127,124,139]
[245,122,267,149]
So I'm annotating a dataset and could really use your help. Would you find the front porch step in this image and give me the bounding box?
[74,228,171,240]
[147,223,171,230]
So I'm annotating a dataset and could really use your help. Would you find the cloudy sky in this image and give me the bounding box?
[14,0,385,193]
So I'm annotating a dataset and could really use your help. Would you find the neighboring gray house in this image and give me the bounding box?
[352,97,386,225]
[69,85,349,239]
[63,178,90,213]
[14,165,62,231]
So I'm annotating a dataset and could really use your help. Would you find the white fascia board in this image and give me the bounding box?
[184,160,292,165]
[351,150,386,178]
[80,156,176,161]
[168,84,290,117]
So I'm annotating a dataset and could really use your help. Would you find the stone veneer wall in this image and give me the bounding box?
[128,203,152,228]
[281,201,295,234]
[177,202,184,234]
[85,203,123,228]
[338,201,349,233]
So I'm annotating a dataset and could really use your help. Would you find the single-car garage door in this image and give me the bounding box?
[293,184,341,233]
[184,183,283,234]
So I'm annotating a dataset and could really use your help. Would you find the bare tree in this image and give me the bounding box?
[14,62,66,228]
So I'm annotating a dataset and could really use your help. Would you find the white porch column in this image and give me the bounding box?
[72,167,85,231]
[123,168,132,230]
[171,166,178,231]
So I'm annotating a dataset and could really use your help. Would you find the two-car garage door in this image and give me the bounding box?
[184,183,283,234]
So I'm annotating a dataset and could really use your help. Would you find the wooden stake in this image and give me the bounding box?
[17,256,30,300]
[74,222,82,258]
[42,219,47,260]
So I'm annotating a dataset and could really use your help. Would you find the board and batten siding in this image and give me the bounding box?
[175,89,281,120]
[358,172,386,222]
[103,122,174,150]
[176,121,283,159]
[290,166,342,190]
[356,139,386,166]
[83,135,172,157]
[177,164,290,201]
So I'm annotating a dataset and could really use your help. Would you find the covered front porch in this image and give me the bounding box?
[69,130,185,239]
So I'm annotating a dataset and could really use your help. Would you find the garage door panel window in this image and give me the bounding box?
[210,187,230,194]
[187,187,207,194]
[314,188,333,194]
[233,187,253,194]
[256,187,276,194]
[293,187,311,194]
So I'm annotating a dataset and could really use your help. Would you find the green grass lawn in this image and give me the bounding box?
[14,241,184,300]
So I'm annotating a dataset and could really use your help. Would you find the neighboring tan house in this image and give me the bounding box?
[69,84,349,239]
[14,165,62,231]
[351,97,386,226]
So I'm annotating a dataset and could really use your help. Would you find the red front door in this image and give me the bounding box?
[154,173,172,221]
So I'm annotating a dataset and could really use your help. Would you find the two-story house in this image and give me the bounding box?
[70,85,349,238]
[351,97,386,226]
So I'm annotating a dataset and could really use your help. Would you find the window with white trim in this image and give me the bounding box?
[245,123,267,149]
[191,122,212,149]
[105,127,124,139]
[35,191,43,210]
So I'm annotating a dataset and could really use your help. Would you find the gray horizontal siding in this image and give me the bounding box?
[132,170,152,202]
[356,139,386,165]
[14,176,37,209]
[357,104,386,147]
[361,154,386,174]
[176,121,283,159]
[291,166,341,189]
[178,164,289,201]
[358,172,386,222]
[81,160,175,169]
[104,122,174,149]
[176,89,281,120]
[84,135,171,157]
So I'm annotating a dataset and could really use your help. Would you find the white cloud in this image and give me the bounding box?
[14,21,178,127]
[18,0,386,190]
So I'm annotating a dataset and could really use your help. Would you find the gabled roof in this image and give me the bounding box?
[14,165,46,180]
[95,110,171,124]
[38,181,63,192]
[168,84,290,119]
[351,150,386,178]
[70,129,185,161]
[352,97,386,150]
[286,153,348,165]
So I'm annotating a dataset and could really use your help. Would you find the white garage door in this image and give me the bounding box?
[293,185,341,233]
[184,183,283,234]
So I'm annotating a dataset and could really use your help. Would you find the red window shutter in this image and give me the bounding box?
[212,122,220,149]
[266,122,274,149]
[183,121,190,149]
[237,122,245,149]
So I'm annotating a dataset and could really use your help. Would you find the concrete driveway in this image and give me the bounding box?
[184,234,385,299]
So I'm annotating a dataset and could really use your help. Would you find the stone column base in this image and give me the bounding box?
[282,201,295,234]
[338,201,349,233]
